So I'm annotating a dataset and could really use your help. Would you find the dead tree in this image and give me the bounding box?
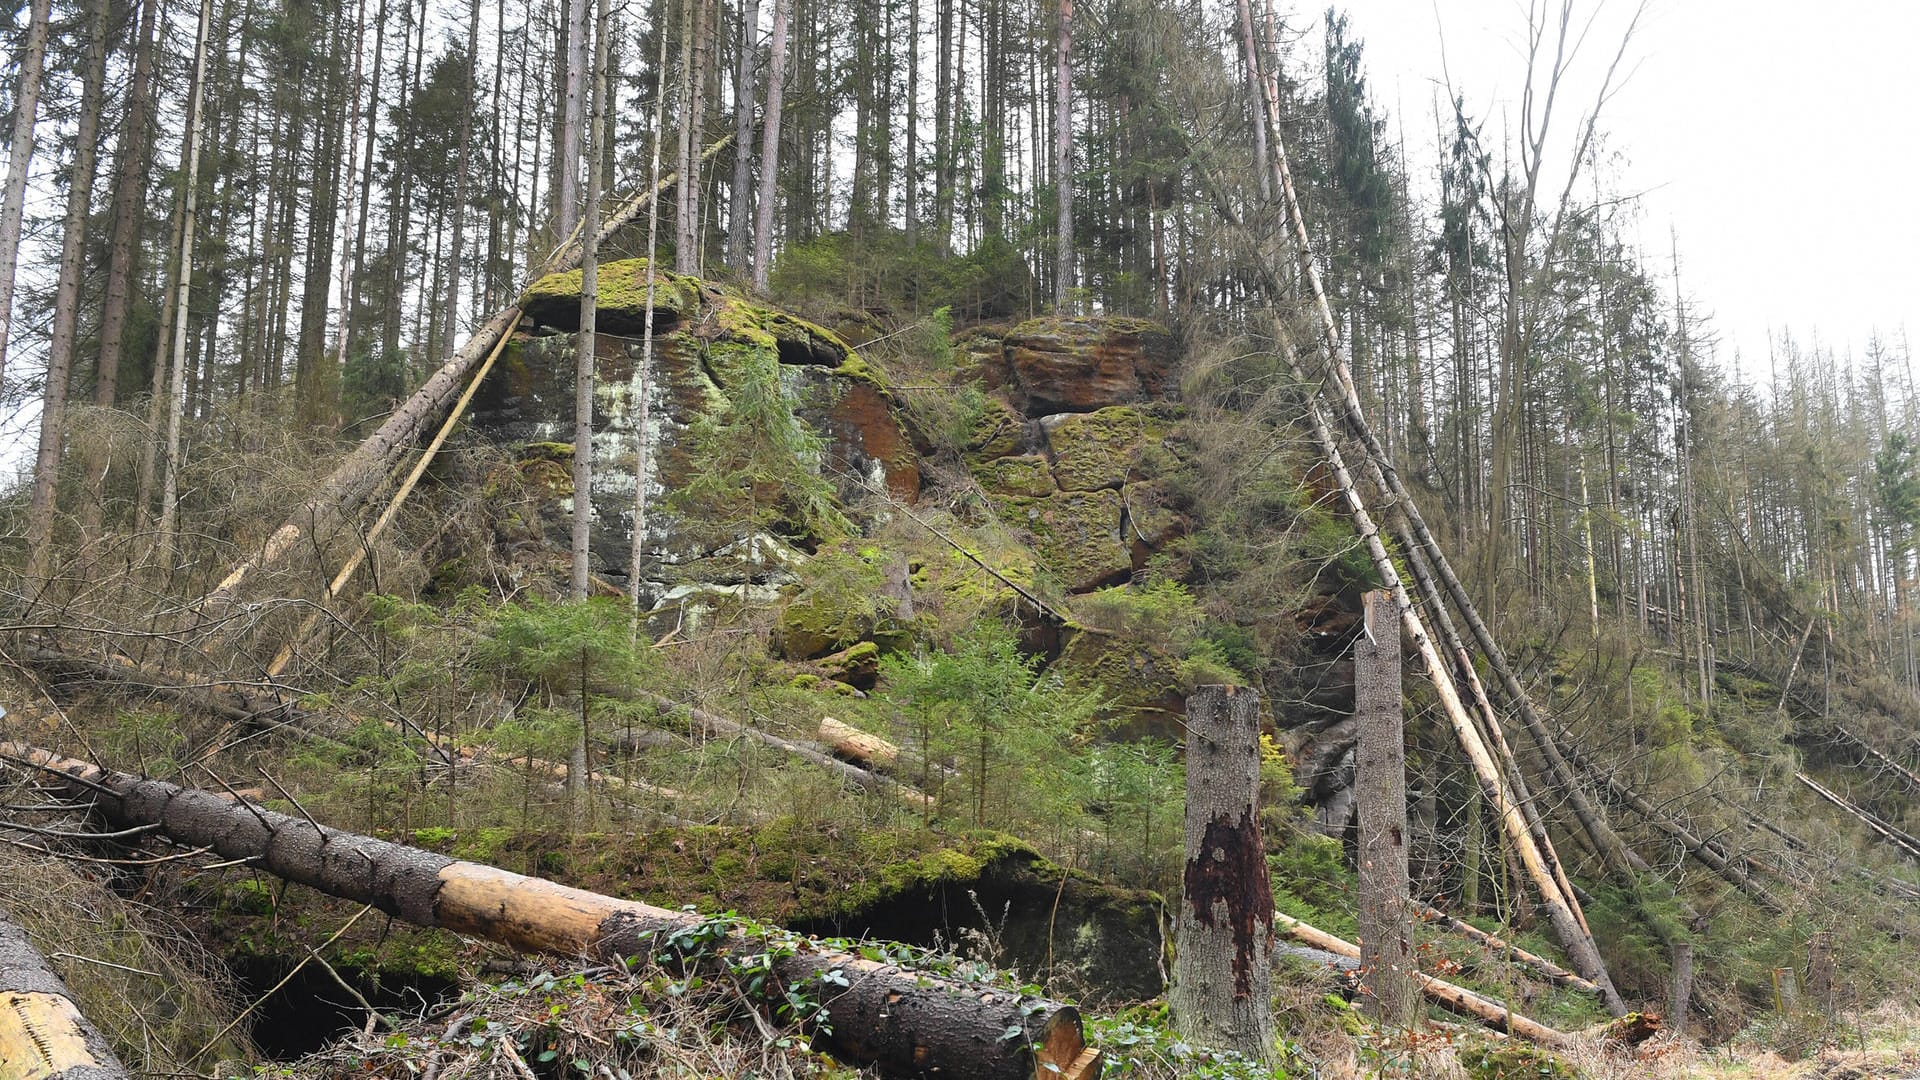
[1170,685,1275,1061]
[1353,590,1414,1028]
[1,744,1100,1080]
[0,910,133,1080]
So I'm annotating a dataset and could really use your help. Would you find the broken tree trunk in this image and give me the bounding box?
[2,744,1099,1080]
[1410,902,1602,999]
[1796,772,1920,863]
[1270,911,1576,1049]
[0,910,133,1080]
[1170,685,1276,1062]
[199,138,732,608]
[819,717,899,770]
[1353,590,1415,1029]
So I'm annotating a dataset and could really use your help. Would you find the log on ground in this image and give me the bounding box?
[0,910,132,1080]
[0,742,1097,1080]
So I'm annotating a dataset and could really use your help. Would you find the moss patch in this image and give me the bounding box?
[996,488,1129,594]
[973,454,1057,497]
[1045,406,1155,492]
[519,259,701,334]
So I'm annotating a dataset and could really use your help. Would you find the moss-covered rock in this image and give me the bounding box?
[519,259,702,334]
[992,316,1176,414]
[1458,1038,1581,1080]
[963,394,1028,463]
[818,639,881,688]
[996,488,1130,594]
[973,454,1057,497]
[1044,405,1157,492]
[1054,626,1189,741]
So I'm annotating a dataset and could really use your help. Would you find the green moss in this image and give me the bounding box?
[972,454,1056,497]
[964,396,1026,462]
[519,259,700,329]
[1045,406,1156,492]
[1458,1038,1580,1080]
[996,488,1128,593]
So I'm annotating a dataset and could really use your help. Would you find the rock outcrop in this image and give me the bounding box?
[469,260,921,612]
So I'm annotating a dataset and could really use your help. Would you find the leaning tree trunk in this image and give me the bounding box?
[1353,589,1415,1029]
[198,140,729,606]
[1170,685,1275,1062]
[2,744,1101,1080]
[0,911,133,1080]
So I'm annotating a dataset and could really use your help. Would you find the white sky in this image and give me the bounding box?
[1334,0,1920,378]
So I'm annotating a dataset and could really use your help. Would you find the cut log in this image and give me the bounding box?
[1410,902,1602,999]
[0,910,133,1080]
[199,138,733,608]
[0,743,1099,1080]
[819,716,899,770]
[1270,911,1575,1049]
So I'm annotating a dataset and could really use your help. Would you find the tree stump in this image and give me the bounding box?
[1354,590,1415,1029]
[1171,684,1276,1061]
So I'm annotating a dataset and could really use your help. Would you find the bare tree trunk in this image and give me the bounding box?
[725,0,760,271]
[672,0,697,269]
[22,0,110,588]
[749,0,790,291]
[628,7,674,625]
[445,0,482,349]
[1051,0,1072,309]
[92,0,161,410]
[572,0,608,605]
[154,0,216,571]
[1170,685,1275,1062]
[0,0,50,391]
[0,913,134,1080]
[1354,590,1415,1029]
[557,0,588,234]
[8,744,1099,1080]
[1805,932,1834,1015]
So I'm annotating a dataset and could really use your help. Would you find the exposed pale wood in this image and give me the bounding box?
[1411,902,1602,999]
[1271,911,1574,1048]
[0,912,132,1080]
[819,717,899,769]
[4,744,1096,1080]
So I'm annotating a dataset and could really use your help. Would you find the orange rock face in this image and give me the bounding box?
[994,316,1176,414]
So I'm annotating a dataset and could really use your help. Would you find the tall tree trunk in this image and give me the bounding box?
[1170,685,1276,1062]
[154,0,216,571]
[557,0,588,235]
[749,0,790,291]
[573,0,607,604]
[628,0,674,623]
[725,0,759,270]
[445,0,482,355]
[1354,589,1415,1029]
[0,0,51,391]
[932,0,951,252]
[93,0,161,409]
[1051,0,1072,308]
[22,0,110,588]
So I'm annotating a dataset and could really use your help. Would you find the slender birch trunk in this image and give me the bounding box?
[628,1,674,629]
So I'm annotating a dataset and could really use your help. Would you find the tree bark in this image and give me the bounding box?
[154,0,216,572]
[1354,590,1415,1029]
[1668,940,1692,1035]
[3,745,1100,1080]
[1051,0,1072,308]
[557,0,588,235]
[22,0,110,588]
[92,0,161,410]
[0,912,134,1080]
[572,0,607,604]
[749,0,790,291]
[1170,685,1275,1062]
[0,0,51,391]
[725,0,760,271]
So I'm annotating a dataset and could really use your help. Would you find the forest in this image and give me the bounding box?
[1,0,1918,1076]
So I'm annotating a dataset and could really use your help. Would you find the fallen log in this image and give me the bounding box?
[646,693,931,808]
[1270,911,1576,1049]
[0,910,133,1080]
[1411,902,1602,999]
[1,743,1099,1080]
[1277,923,1565,1046]
[819,716,899,770]
[1796,772,1920,863]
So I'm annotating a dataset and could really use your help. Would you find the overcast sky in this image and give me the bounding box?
[1335,0,1920,381]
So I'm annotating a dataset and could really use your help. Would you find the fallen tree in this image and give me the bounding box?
[1,743,1099,1080]
[0,909,133,1080]
[1411,901,1603,999]
[1270,911,1575,1048]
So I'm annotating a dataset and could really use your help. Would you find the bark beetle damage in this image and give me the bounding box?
[1183,809,1274,997]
